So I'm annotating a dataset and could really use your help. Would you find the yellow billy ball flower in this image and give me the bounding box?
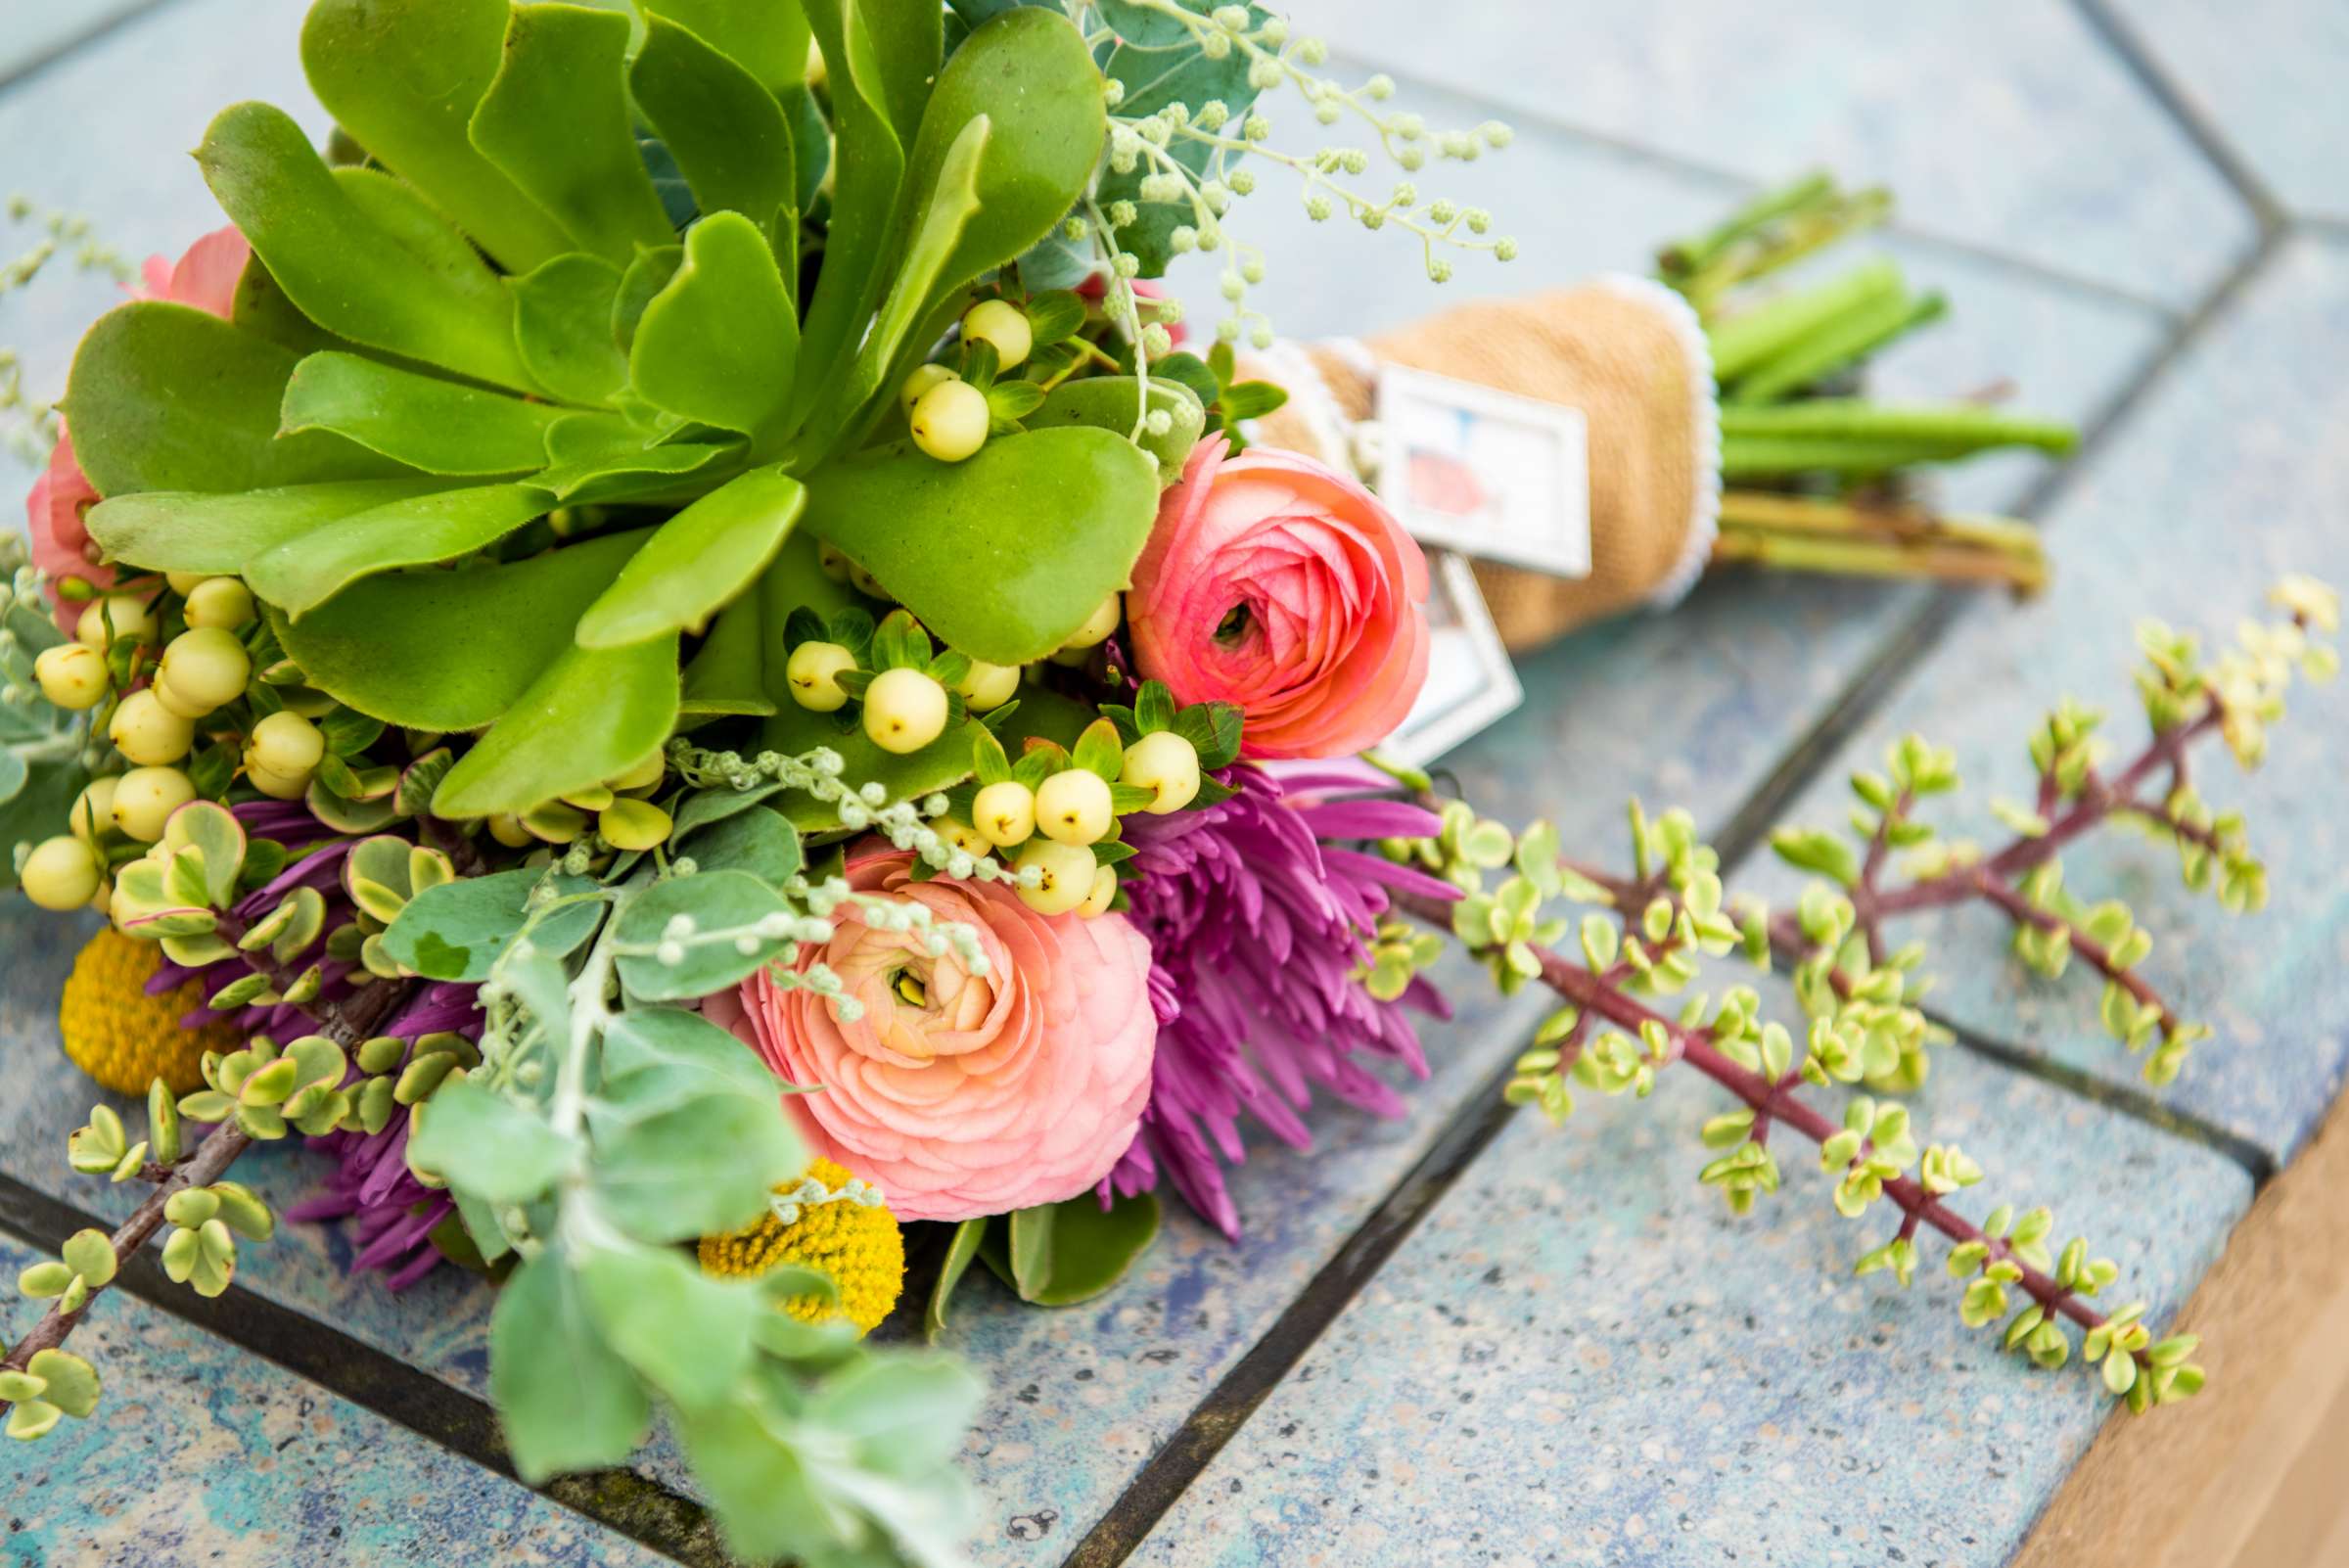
[698,1159,905,1337]
[57,927,245,1095]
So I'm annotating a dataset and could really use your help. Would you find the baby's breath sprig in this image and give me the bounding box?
[1066,0,1516,353]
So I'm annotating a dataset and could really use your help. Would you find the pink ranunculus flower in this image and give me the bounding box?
[27,225,251,629]
[706,845,1158,1222]
[1127,436,1431,760]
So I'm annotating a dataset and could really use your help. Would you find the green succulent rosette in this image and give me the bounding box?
[67,0,1182,824]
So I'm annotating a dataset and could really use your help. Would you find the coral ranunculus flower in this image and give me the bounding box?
[707,847,1157,1222]
[28,225,251,627]
[1126,436,1431,760]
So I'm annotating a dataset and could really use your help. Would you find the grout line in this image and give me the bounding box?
[2066,0,2288,235]
[1061,772,1802,1568]
[0,1174,725,1567]
[1926,1022,2276,1186]
[1066,152,2292,1568]
[1326,48,2187,321]
[0,0,188,100]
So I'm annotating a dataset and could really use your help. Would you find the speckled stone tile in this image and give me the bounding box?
[2107,0,2349,221]
[0,0,159,84]
[0,1234,664,1568]
[1129,1041,2250,1568]
[0,0,321,496]
[1746,234,2349,1170]
[1164,66,2168,519]
[1317,2,2256,311]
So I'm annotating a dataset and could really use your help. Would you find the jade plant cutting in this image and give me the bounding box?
[0,1,2330,1563]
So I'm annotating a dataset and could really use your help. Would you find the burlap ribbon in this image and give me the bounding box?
[1253,276,1722,652]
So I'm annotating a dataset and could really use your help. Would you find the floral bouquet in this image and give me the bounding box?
[0,2,2336,1564]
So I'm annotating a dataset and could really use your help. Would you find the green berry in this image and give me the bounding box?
[910,379,989,463]
[110,766,195,843]
[1061,593,1122,651]
[155,627,251,717]
[1120,730,1201,814]
[862,668,949,754]
[785,641,857,713]
[973,780,1036,848]
[1015,839,1095,916]
[1036,768,1113,845]
[961,300,1033,369]
[898,362,958,416]
[108,690,193,766]
[32,643,108,710]
[182,576,255,630]
[951,657,1021,711]
[20,836,102,911]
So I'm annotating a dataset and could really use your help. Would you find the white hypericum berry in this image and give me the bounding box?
[109,765,195,843]
[861,668,948,754]
[182,576,255,629]
[21,835,102,911]
[69,776,117,843]
[1077,863,1120,918]
[248,709,325,777]
[951,657,1020,712]
[486,813,534,849]
[815,541,854,583]
[109,689,194,765]
[935,817,991,859]
[909,379,989,463]
[165,570,210,596]
[960,300,1033,370]
[972,780,1037,849]
[1035,768,1113,845]
[785,641,857,713]
[155,626,251,717]
[1060,593,1122,652]
[898,361,958,417]
[75,593,156,650]
[1120,730,1202,814]
[32,642,107,710]
[1014,838,1095,916]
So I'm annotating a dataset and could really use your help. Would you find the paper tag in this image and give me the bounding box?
[1379,551,1524,768]
[1372,362,1591,580]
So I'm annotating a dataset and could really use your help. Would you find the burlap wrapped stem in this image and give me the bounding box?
[1254,277,1721,653]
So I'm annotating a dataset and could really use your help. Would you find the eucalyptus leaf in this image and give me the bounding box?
[281,351,569,474]
[248,482,554,615]
[467,1,675,267]
[274,527,649,730]
[575,1238,760,1410]
[490,1255,652,1480]
[631,17,798,242]
[407,1078,577,1200]
[630,211,801,436]
[196,103,536,391]
[299,0,574,274]
[589,1084,803,1240]
[577,465,805,649]
[381,869,604,983]
[601,1007,782,1105]
[63,304,409,497]
[433,633,682,817]
[611,868,792,1000]
[802,428,1158,664]
[677,803,804,885]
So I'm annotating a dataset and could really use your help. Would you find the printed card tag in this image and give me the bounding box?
[1373,361,1592,580]
[1379,551,1524,768]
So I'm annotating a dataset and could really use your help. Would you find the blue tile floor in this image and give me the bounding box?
[1,3,2342,1566]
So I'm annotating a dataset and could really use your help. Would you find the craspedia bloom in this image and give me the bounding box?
[697,1159,906,1337]
[58,927,246,1095]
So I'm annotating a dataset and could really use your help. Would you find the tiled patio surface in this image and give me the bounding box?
[2,4,2342,1566]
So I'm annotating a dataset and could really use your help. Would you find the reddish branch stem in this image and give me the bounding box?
[1393,887,2120,1341]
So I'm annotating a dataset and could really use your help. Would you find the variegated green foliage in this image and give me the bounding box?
[64,0,1149,824]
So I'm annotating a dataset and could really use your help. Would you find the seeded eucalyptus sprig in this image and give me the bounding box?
[1379,578,2338,1413]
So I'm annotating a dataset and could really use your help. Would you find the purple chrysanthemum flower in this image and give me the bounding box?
[1107,762,1458,1237]
[154,800,483,1289]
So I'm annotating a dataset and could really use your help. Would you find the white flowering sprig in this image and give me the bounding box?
[0,195,136,466]
[1063,0,1517,359]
